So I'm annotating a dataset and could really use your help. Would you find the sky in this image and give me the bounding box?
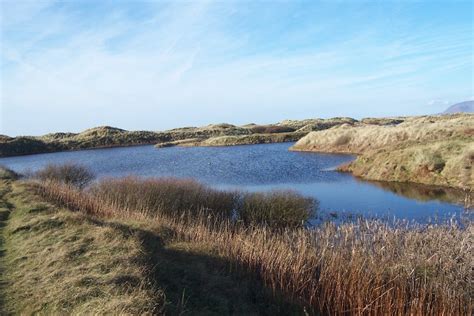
[0,0,473,136]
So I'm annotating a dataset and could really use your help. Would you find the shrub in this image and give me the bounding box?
[237,190,316,228]
[90,177,237,219]
[250,125,295,134]
[35,163,95,188]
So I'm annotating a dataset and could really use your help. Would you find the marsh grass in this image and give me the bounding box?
[90,177,237,219]
[33,180,473,315]
[89,177,314,228]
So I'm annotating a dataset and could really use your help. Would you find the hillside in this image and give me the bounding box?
[291,114,474,189]
[154,117,397,148]
[1,118,361,157]
[443,101,474,114]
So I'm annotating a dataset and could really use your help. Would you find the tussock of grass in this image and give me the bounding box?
[1,181,162,314]
[34,180,474,315]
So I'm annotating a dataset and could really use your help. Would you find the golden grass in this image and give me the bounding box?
[33,180,474,315]
[291,114,474,189]
[343,140,474,190]
[291,114,472,154]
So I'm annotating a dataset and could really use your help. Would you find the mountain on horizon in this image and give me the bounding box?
[443,100,473,114]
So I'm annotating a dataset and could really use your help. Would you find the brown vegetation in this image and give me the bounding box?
[91,177,237,219]
[0,166,19,180]
[31,177,473,315]
[90,177,314,228]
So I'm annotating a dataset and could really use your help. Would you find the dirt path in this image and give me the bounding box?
[0,181,13,314]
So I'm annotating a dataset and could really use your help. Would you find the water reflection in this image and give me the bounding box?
[364,179,470,206]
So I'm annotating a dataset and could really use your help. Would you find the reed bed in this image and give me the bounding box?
[89,177,315,228]
[90,177,236,219]
[32,180,473,315]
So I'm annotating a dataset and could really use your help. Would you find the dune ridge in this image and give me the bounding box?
[291,114,474,189]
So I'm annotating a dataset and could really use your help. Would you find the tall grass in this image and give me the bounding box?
[89,177,314,228]
[32,180,473,315]
[91,177,236,219]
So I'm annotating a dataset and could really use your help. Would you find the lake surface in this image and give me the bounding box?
[0,143,466,222]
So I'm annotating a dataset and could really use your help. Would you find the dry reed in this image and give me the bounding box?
[32,180,473,315]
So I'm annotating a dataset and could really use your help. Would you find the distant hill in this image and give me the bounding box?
[443,101,473,114]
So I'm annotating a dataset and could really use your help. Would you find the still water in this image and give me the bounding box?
[0,142,466,222]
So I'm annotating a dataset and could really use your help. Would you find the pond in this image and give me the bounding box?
[0,142,467,223]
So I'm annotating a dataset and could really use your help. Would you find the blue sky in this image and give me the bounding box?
[1,0,472,136]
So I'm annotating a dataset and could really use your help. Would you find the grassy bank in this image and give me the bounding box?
[31,173,472,315]
[0,169,303,314]
[0,179,161,314]
[291,114,474,190]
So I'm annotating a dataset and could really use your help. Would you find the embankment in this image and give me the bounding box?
[291,114,474,189]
